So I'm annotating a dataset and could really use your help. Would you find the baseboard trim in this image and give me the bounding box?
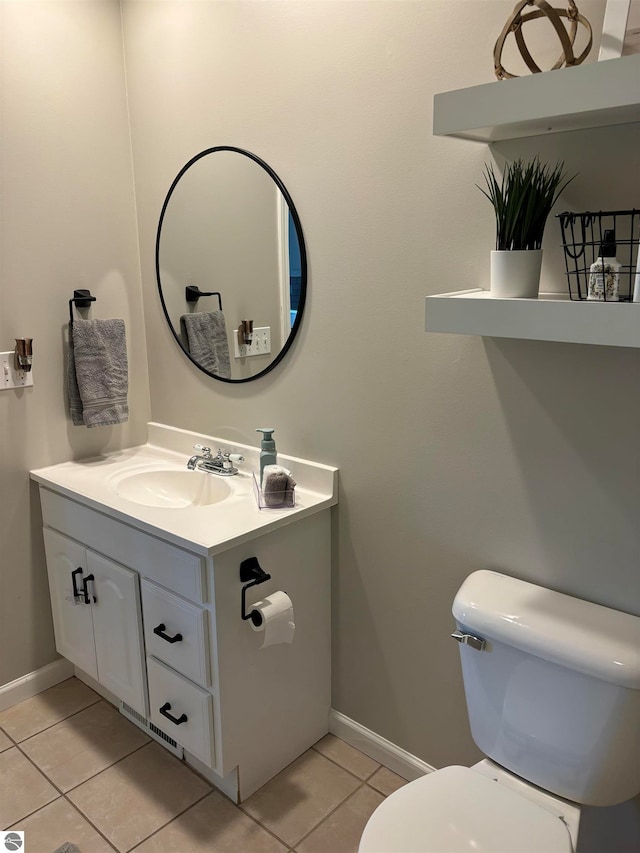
[0,658,74,712]
[329,710,436,782]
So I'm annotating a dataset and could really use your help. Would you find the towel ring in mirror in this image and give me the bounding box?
[155,146,307,383]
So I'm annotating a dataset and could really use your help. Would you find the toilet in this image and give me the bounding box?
[359,570,640,852]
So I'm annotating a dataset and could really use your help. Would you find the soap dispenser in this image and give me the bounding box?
[256,428,277,486]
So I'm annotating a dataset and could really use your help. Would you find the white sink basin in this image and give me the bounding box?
[109,467,232,509]
[31,426,338,553]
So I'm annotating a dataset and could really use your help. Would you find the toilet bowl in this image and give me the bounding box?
[358,570,640,853]
[359,760,581,853]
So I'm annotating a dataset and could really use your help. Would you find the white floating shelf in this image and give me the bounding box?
[433,55,640,142]
[425,290,640,348]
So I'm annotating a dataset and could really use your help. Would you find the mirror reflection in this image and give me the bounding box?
[156,147,306,382]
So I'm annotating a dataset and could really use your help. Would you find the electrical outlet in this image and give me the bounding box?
[1,351,34,390]
[233,326,271,359]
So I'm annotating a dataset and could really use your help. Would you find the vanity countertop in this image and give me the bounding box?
[31,423,338,556]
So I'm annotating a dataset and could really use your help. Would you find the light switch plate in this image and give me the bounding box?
[233,326,271,359]
[1,351,34,390]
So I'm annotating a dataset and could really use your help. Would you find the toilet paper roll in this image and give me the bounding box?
[250,591,295,648]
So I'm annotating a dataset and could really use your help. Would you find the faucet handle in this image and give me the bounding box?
[220,452,244,472]
[193,444,212,458]
[219,451,240,470]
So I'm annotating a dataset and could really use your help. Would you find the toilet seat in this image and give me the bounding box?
[359,766,574,853]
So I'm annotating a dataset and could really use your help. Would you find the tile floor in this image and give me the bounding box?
[0,678,407,853]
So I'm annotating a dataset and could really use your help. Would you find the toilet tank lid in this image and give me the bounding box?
[452,571,640,689]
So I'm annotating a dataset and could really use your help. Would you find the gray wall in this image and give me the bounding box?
[0,0,150,688]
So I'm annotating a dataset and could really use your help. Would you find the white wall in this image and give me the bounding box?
[122,3,639,843]
[0,0,149,685]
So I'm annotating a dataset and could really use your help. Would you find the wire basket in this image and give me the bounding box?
[556,209,640,301]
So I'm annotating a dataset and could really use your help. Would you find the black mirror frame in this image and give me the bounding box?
[155,146,308,384]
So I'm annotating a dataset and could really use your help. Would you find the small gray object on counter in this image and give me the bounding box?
[263,464,296,507]
[53,843,81,853]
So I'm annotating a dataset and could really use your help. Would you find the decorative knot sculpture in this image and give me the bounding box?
[494,0,593,80]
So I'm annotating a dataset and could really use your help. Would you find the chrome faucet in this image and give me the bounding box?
[187,445,244,476]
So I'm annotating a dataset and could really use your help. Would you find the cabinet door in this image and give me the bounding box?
[88,551,148,717]
[43,528,97,678]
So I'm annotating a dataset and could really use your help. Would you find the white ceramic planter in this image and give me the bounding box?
[490,249,543,298]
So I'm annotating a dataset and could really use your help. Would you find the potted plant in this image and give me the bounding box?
[479,157,575,298]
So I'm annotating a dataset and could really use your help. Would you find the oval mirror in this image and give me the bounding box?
[156,147,307,382]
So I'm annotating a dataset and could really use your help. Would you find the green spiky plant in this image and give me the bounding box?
[479,158,576,251]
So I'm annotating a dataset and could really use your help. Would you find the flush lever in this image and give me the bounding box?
[451,630,486,651]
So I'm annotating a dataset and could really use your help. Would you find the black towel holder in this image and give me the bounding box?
[69,289,96,326]
[240,557,271,627]
[185,285,223,311]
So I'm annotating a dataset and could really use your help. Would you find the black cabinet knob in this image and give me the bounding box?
[82,573,96,604]
[153,623,183,644]
[159,702,188,725]
[71,567,83,601]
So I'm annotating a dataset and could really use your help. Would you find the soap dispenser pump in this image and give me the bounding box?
[256,428,277,485]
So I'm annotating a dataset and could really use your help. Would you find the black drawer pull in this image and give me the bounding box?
[153,623,183,644]
[71,567,83,601]
[82,573,96,604]
[159,702,188,725]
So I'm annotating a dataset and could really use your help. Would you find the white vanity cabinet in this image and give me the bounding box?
[42,527,147,717]
[35,468,333,802]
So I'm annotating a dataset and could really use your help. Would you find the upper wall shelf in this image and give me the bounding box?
[433,55,640,142]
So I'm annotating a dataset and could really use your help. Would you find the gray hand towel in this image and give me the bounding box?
[180,310,231,379]
[67,333,85,427]
[68,318,129,428]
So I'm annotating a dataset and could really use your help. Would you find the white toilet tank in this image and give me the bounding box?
[453,571,640,807]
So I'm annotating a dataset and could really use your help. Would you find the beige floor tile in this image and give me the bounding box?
[68,741,211,851]
[367,766,408,796]
[21,700,150,792]
[313,734,380,780]
[0,678,100,743]
[297,785,384,853]
[242,749,360,848]
[136,790,286,853]
[0,728,12,752]
[0,747,58,829]
[9,797,114,852]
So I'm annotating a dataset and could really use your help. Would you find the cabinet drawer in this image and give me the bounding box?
[39,488,207,602]
[142,580,210,687]
[147,657,214,767]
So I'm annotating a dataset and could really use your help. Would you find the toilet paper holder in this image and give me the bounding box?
[240,557,272,627]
